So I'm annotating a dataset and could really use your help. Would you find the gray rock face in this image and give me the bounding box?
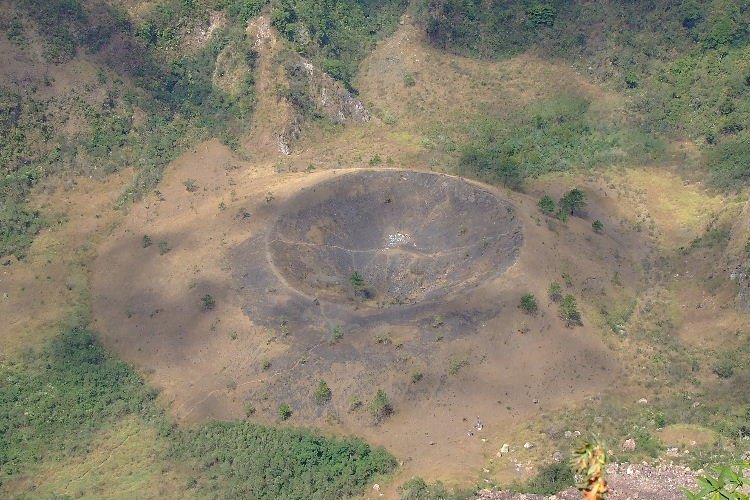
[277,59,369,154]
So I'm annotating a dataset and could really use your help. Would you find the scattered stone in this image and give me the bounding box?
[638,398,648,404]
[429,441,436,446]
[373,483,380,492]
[564,431,573,438]
[523,442,534,449]
[499,443,510,455]
[552,451,564,463]
[623,438,636,451]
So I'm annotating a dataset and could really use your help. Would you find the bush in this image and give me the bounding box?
[314,380,332,404]
[548,282,563,302]
[399,477,474,499]
[201,294,216,311]
[592,219,604,233]
[278,403,292,420]
[524,462,574,495]
[520,293,539,315]
[559,294,582,326]
[538,195,556,214]
[368,389,393,423]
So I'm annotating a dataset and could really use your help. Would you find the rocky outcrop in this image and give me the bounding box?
[245,15,369,155]
[475,462,699,500]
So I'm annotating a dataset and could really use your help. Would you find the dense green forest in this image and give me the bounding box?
[0,327,396,497]
[418,0,750,187]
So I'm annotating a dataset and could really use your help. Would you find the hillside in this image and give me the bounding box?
[0,1,748,499]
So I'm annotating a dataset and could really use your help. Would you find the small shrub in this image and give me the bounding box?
[279,403,292,420]
[158,241,170,255]
[561,272,573,288]
[448,357,469,375]
[592,220,604,233]
[368,389,393,423]
[329,325,343,344]
[559,294,581,326]
[548,282,563,302]
[403,73,416,87]
[350,271,365,289]
[368,154,382,165]
[201,294,216,311]
[538,195,556,214]
[314,380,332,405]
[142,235,153,248]
[520,293,538,315]
[244,402,256,416]
[349,395,362,412]
[261,359,271,371]
[713,359,735,379]
[524,462,574,495]
[410,369,423,383]
[183,178,198,192]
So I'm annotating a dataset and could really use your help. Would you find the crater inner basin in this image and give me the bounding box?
[268,170,522,307]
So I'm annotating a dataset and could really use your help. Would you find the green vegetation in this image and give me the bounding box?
[314,380,332,404]
[559,188,587,216]
[278,403,292,420]
[522,462,574,495]
[519,293,538,315]
[458,95,660,188]
[548,281,563,302]
[172,421,397,499]
[0,0,269,256]
[368,389,393,423]
[559,294,582,326]
[419,0,750,188]
[538,195,556,214]
[399,477,474,499]
[270,0,408,90]
[592,219,604,233]
[200,294,216,311]
[350,271,365,289]
[684,461,750,500]
[0,328,160,478]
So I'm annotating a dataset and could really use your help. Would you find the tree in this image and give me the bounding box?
[368,389,393,423]
[560,294,582,326]
[559,188,587,215]
[314,380,332,404]
[538,195,556,214]
[520,293,538,315]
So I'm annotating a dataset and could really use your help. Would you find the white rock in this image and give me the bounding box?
[373,483,380,491]
[638,398,648,404]
[500,443,510,455]
[524,442,534,449]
